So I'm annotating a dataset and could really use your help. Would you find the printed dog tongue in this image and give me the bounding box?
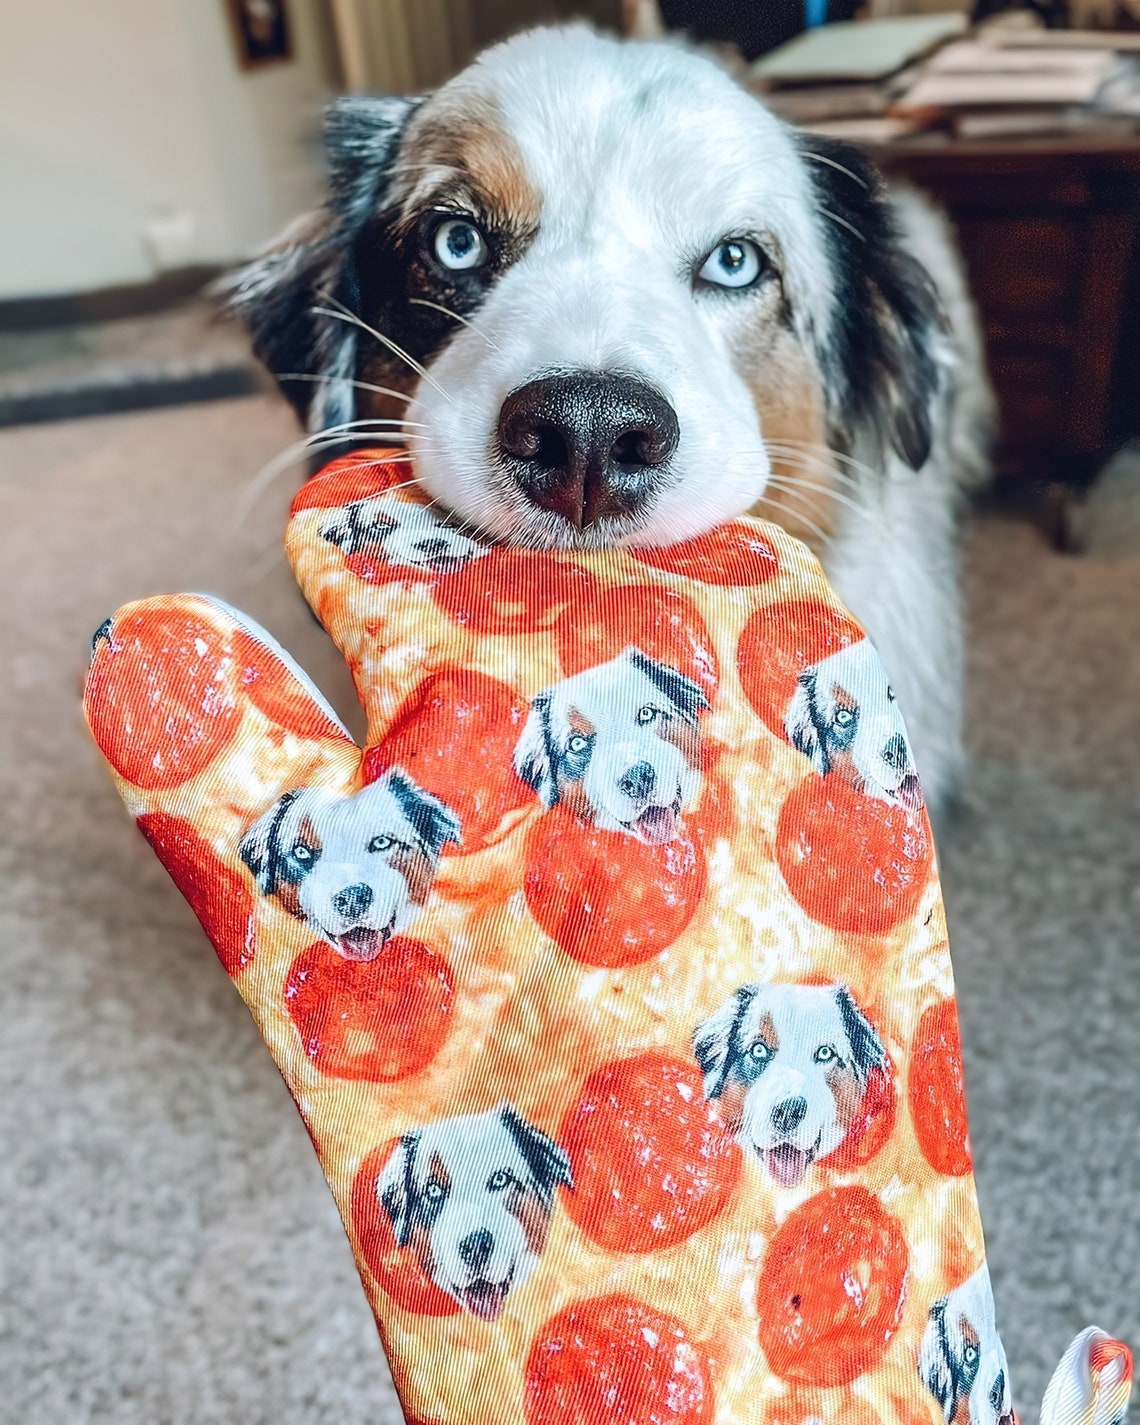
[635,804,679,845]
[766,1144,810,1188]
[336,927,386,962]
[463,1280,509,1321]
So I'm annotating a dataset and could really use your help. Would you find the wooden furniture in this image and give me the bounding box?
[878,133,1140,491]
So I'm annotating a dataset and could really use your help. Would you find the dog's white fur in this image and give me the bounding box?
[397,32,989,813]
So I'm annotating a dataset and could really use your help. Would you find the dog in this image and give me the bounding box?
[239,768,461,960]
[376,1103,572,1320]
[513,646,708,844]
[225,24,993,817]
[921,1266,1016,1425]
[692,982,888,1187]
[321,493,488,575]
[786,638,923,812]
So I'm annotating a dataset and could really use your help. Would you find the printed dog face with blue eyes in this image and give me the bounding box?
[513,646,709,845]
[921,1266,1015,1425]
[786,639,923,812]
[321,493,488,575]
[692,982,888,1188]
[377,1103,572,1321]
[239,768,460,961]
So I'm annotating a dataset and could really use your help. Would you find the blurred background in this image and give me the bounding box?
[1,2,1138,1423]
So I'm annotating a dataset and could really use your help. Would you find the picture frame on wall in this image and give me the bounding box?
[225,0,293,69]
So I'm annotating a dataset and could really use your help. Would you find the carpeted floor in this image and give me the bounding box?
[2,397,1136,1424]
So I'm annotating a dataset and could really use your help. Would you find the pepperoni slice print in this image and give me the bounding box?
[137,812,255,976]
[908,999,973,1177]
[284,936,453,1082]
[435,548,591,634]
[560,1050,742,1253]
[86,606,241,790]
[775,773,932,936]
[524,805,706,966]
[290,449,411,513]
[757,1186,909,1387]
[351,1141,461,1317]
[525,1294,714,1425]
[631,521,779,586]
[555,583,719,702]
[232,629,347,740]
[362,669,531,853]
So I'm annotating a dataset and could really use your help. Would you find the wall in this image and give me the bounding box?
[0,0,337,299]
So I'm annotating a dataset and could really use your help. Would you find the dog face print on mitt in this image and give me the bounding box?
[85,448,1132,1425]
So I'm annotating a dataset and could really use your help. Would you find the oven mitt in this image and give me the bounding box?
[84,447,1131,1425]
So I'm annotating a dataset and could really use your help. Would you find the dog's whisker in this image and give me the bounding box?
[311,293,454,403]
[763,473,868,519]
[409,298,503,353]
[752,493,832,547]
[765,437,881,485]
[273,372,414,404]
[763,450,863,494]
[819,206,865,243]
[802,150,869,191]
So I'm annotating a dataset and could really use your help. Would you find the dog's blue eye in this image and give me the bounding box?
[698,238,765,290]
[424,1180,446,1201]
[834,709,856,727]
[292,842,314,862]
[567,733,591,755]
[433,218,488,272]
[814,1044,837,1063]
[487,1169,512,1191]
[636,705,659,725]
[963,1344,979,1365]
[368,834,396,853]
[748,1040,772,1062]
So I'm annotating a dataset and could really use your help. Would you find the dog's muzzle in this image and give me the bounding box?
[497,371,679,529]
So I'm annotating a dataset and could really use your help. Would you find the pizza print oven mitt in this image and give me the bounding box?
[84,448,1132,1425]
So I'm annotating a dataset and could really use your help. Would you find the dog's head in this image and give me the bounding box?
[321,493,488,574]
[239,768,460,959]
[786,639,922,810]
[692,982,887,1187]
[921,1267,1015,1425]
[226,26,942,550]
[377,1103,572,1320]
[514,645,708,843]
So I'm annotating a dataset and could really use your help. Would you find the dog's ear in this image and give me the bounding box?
[513,693,558,805]
[320,497,398,555]
[239,789,306,894]
[384,768,462,857]
[499,1104,573,1204]
[222,94,420,432]
[785,668,829,775]
[798,134,943,471]
[919,1297,957,1417]
[627,648,710,723]
[376,1131,421,1249]
[692,985,758,1099]
[835,985,888,1077]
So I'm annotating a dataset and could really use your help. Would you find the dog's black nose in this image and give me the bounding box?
[883,733,909,771]
[498,372,679,528]
[619,760,657,801]
[771,1097,808,1135]
[458,1228,494,1272]
[333,883,373,919]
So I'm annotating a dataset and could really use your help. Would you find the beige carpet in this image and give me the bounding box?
[1,397,1136,1424]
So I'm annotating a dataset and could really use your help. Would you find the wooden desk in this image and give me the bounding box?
[877,133,1140,491]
